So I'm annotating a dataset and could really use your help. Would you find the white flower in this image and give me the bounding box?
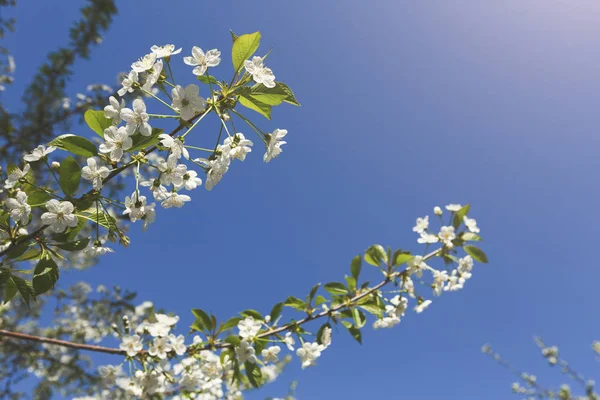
[131,53,157,73]
[434,206,443,216]
[149,337,172,359]
[81,157,110,189]
[169,334,187,356]
[117,70,138,97]
[147,314,178,338]
[296,342,325,369]
[412,216,429,234]
[157,155,186,186]
[463,216,480,233]
[6,191,30,225]
[389,295,408,318]
[161,192,191,209]
[261,346,281,363]
[41,200,78,233]
[141,178,169,200]
[98,365,122,386]
[23,145,56,162]
[438,226,456,248]
[120,334,143,357]
[175,170,202,191]
[4,164,30,188]
[444,271,465,292]
[445,204,462,212]
[120,98,152,136]
[194,153,230,191]
[238,316,262,339]
[123,192,154,223]
[235,340,257,364]
[414,299,432,313]
[244,56,276,88]
[184,47,221,76]
[373,316,401,329]
[432,270,449,296]
[458,255,474,279]
[142,59,163,91]
[171,84,206,121]
[151,44,182,59]
[99,126,132,162]
[321,326,332,347]
[104,96,125,125]
[403,277,416,298]
[407,255,429,278]
[417,232,439,244]
[222,133,253,161]
[83,243,114,256]
[264,129,287,162]
[284,332,295,351]
[159,134,189,159]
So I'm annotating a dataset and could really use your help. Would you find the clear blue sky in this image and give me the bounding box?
[6,0,600,398]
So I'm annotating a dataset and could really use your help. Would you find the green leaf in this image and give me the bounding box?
[83,210,117,230]
[3,275,17,304]
[277,82,300,106]
[49,134,98,157]
[245,84,290,106]
[4,241,31,260]
[350,255,362,281]
[220,317,242,333]
[73,192,99,211]
[315,295,327,306]
[197,75,218,85]
[345,275,356,291]
[84,110,112,138]
[59,156,81,197]
[16,248,43,262]
[364,245,387,267]
[241,309,263,320]
[453,204,471,229]
[284,296,306,311]
[393,251,413,267]
[346,324,362,344]
[192,308,214,332]
[307,283,321,304]
[54,237,90,251]
[269,302,283,322]
[224,335,241,347]
[461,232,483,241]
[32,255,59,295]
[238,95,271,120]
[229,30,239,42]
[324,282,349,295]
[129,128,163,152]
[352,308,367,328]
[316,322,331,345]
[26,190,53,206]
[464,245,489,264]
[358,303,384,318]
[232,31,261,72]
[244,361,262,388]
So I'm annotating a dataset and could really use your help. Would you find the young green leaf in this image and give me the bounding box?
[464,245,489,263]
[197,75,218,85]
[324,282,349,295]
[453,204,471,229]
[192,308,214,332]
[32,255,59,295]
[49,134,98,157]
[241,309,263,320]
[461,232,483,241]
[284,296,306,311]
[245,361,262,388]
[231,31,261,72]
[352,308,367,328]
[84,110,112,138]
[26,190,53,206]
[364,245,387,267]
[59,156,81,197]
[350,255,362,281]
[238,95,272,120]
[393,251,413,267]
[54,237,90,251]
[129,128,163,152]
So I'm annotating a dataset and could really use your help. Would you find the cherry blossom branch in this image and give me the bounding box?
[0,248,441,356]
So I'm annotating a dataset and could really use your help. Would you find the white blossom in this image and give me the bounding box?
[118,70,138,97]
[407,255,429,278]
[104,96,125,125]
[161,192,191,209]
[171,84,206,121]
[120,334,143,357]
[83,243,114,256]
[222,133,253,161]
[238,316,262,339]
[432,270,449,296]
[321,326,332,347]
[120,98,152,136]
[417,232,439,244]
[445,204,462,212]
[183,47,221,76]
[458,255,474,279]
[123,192,154,223]
[194,152,230,191]
[412,216,429,234]
[264,129,287,163]
[157,155,186,186]
[463,216,480,233]
[169,334,187,356]
[296,342,325,369]
[6,191,30,225]
[284,332,295,351]
[438,226,456,248]
[146,313,179,338]
[141,178,170,200]
[151,44,182,58]
[235,340,257,364]
[99,126,132,162]
[41,200,78,233]
[142,59,163,91]
[159,134,189,159]
[434,206,443,215]
[131,53,157,73]
[244,56,276,88]
[23,145,56,162]
[175,170,202,191]
[81,157,110,189]
[149,336,172,359]
[261,346,281,363]
[4,164,30,189]
[98,365,123,386]
[414,299,432,313]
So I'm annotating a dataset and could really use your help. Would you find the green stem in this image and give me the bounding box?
[43,159,61,187]
[166,59,176,85]
[140,88,177,112]
[148,114,179,119]
[181,106,213,138]
[230,109,267,145]
[184,145,214,153]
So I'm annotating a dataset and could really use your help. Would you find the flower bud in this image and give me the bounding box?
[434,206,442,216]
[51,161,60,169]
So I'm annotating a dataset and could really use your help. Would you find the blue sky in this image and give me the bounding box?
[5,0,600,398]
